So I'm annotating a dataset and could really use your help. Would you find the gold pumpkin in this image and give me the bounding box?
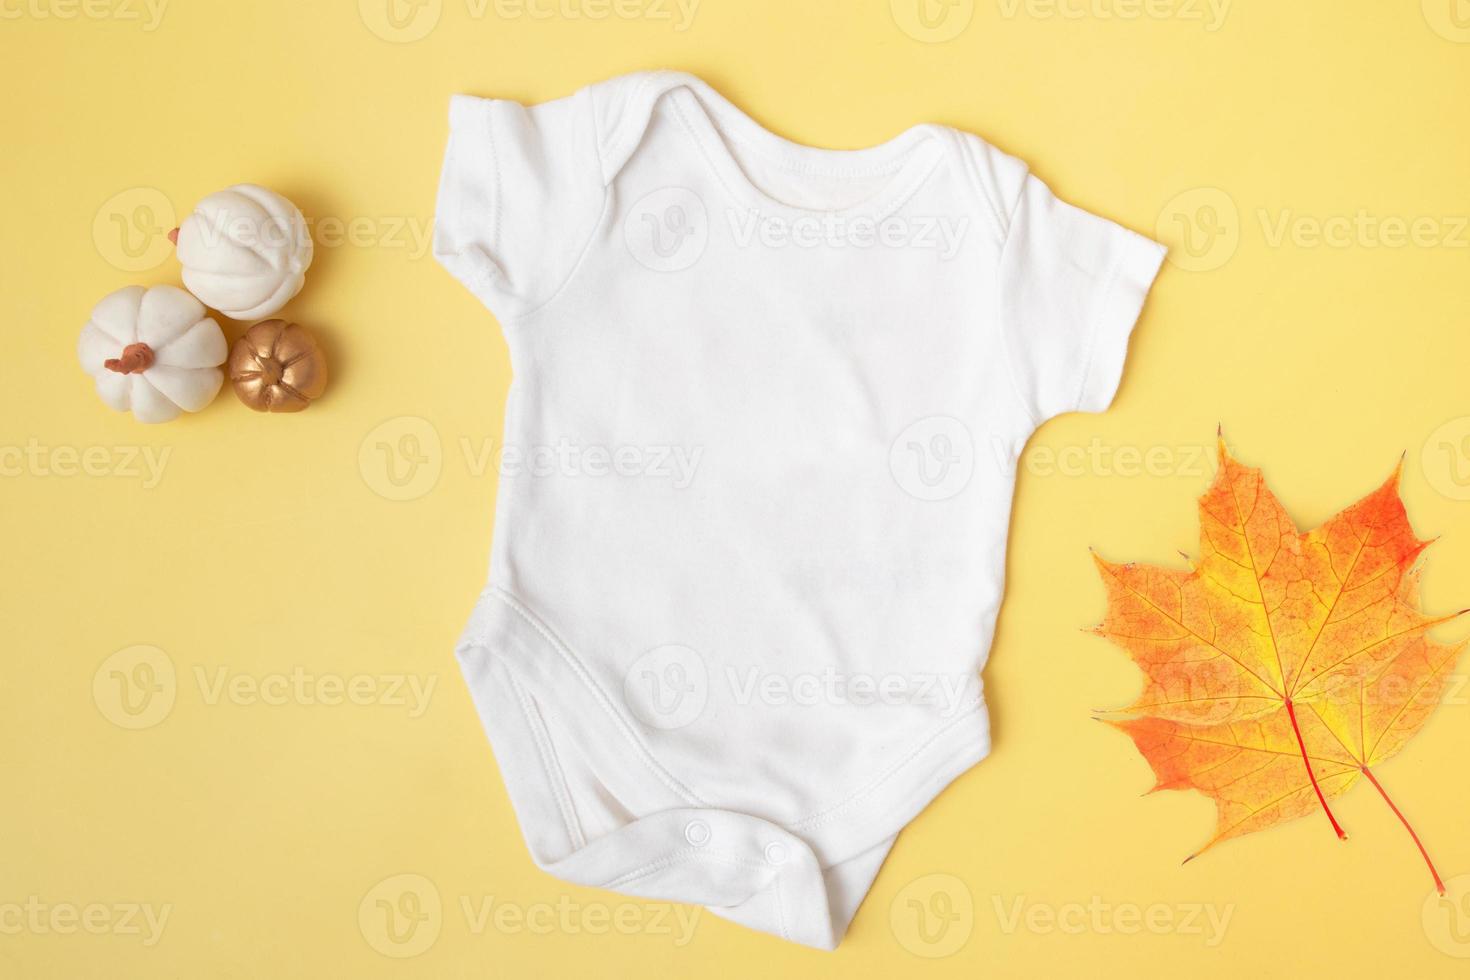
[228,319,327,412]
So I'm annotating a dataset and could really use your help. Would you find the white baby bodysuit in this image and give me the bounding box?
[434,70,1165,950]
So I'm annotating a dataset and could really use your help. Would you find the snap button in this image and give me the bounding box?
[684,820,711,847]
[764,841,788,865]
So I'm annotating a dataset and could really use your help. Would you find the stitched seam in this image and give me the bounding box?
[714,124,914,179]
[468,589,989,835]
[953,133,1008,247]
[500,87,611,328]
[1070,252,1126,411]
[880,143,948,218]
[668,95,942,223]
[499,190,612,327]
[596,71,660,173]
[789,698,985,831]
[485,587,708,807]
[679,81,925,179]
[483,101,503,268]
[992,175,1043,430]
[508,673,586,850]
[945,133,1038,430]
[668,93,763,210]
[602,847,769,890]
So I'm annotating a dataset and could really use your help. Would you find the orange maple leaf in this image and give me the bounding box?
[1093,437,1466,893]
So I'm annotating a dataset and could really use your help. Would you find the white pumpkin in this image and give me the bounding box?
[174,184,313,320]
[78,285,227,424]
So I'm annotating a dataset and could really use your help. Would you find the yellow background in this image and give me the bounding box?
[4,0,1470,976]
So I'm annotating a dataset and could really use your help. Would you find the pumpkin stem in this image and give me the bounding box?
[257,356,284,386]
[104,342,156,375]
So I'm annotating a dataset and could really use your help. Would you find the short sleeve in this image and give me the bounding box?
[433,89,605,319]
[997,174,1166,423]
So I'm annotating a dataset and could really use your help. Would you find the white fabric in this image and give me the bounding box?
[434,70,1165,950]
